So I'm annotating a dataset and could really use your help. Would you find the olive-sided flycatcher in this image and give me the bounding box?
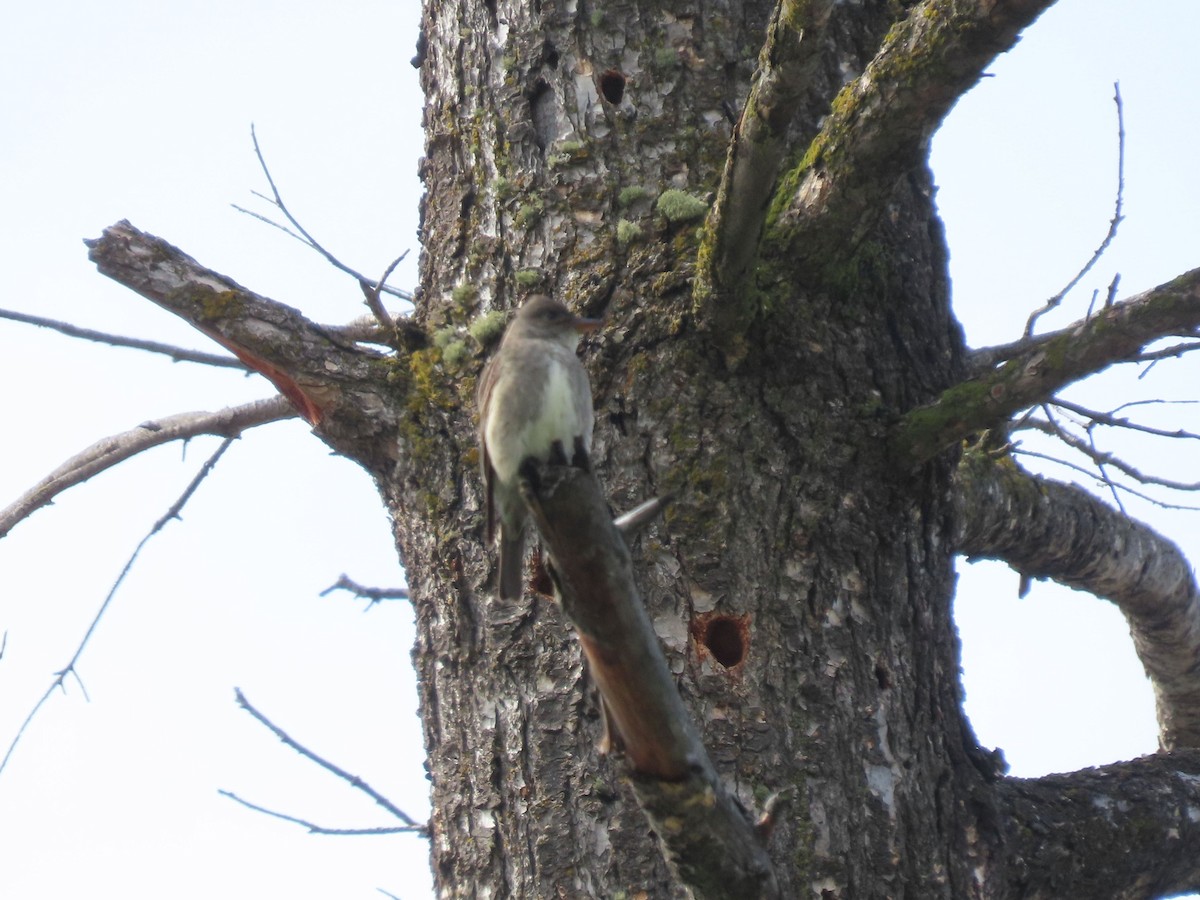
[477,295,600,599]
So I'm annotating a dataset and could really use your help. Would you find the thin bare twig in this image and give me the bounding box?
[359,250,409,333]
[1024,82,1126,337]
[0,439,236,778]
[1012,446,1200,512]
[1132,340,1200,365]
[1023,416,1200,493]
[0,396,295,539]
[966,330,1057,374]
[218,790,423,836]
[1033,406,1125,511]
[232,125,413,307]
[319,573,410,607]
[1048,397,1200,441]
[0,307,247,369]
[233,688,423,829]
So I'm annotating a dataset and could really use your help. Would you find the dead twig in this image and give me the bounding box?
[1047,397,1200,441]
[319,573,410,608]
[233,688,424,831]
[218,790,423,836]
[1024,83,1126,337]
[0,439,236,778]
[0,396,295,539]
[1012,445,1200,512]
[359,250,409,336]
[1022,415,1200,494]
[231,125,413,330]
[0,308,248,369]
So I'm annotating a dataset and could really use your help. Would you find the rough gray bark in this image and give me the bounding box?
[992,751,1200,899]
[78,0,1200,897]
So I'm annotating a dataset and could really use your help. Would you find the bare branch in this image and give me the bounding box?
[1010,447,1200,512]
[359,249,410,335]
[893,266,1200,465]
[1022,84,1126,337]
[0,439,235,779]
[1048,397,1200,442]
[0,307,248,369]
[993,750,1200,898]
[1019,416,1200,493]
[85,220,390,428]
[0,396,294,539]
[953,452,1200,749]
[767,0,1054,273]
[319,574,410,606]
[522,462,779,899]
[218,790,424,836]
[697,0,833,310]
[966,329,1058,375]
[1135,339,1200,379]
[235,125,413,304]
[234,688,423,830]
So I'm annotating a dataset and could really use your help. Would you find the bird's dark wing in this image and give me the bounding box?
[477,354,500,543]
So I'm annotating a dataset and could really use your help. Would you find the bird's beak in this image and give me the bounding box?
[572,315,603,334]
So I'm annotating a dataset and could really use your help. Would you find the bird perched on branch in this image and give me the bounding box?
[477,295,601,600]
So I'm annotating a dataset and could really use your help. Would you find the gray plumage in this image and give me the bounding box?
[477,295,599,600]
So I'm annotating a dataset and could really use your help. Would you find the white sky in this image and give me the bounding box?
[1,2,1198,898]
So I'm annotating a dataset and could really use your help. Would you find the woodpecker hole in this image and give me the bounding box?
[528,80,555,151]
[693,612,749,669]
[874,660,892,690]
[599,69,626,105]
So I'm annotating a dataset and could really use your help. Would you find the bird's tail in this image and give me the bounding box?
[498,532,525,600]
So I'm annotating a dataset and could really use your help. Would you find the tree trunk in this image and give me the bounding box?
[405,1,990,895]
[81,0,1200,896]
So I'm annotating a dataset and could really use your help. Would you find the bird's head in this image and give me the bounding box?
[513,295,602,346]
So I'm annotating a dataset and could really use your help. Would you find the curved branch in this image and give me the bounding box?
[895,266,1200,464]
[952,451,1200,749]
[0,396,294,539]
[766,0,1053,272]
[992,751,1200,898]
